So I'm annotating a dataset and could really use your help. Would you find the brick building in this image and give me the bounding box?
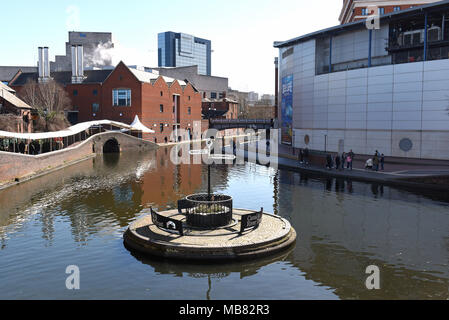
[339,0,440,24]
[10,61,203,143]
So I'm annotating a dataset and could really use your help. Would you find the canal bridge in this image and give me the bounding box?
[209,119,275,131]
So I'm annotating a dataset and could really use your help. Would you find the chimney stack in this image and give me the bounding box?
[38,47,44,79]
[71,45,85,84]
[38,47,51,83]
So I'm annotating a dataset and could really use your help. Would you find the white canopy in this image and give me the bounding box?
[129,116,154,133]
[0,119,151,140]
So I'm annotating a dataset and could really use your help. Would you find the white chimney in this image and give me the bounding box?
[71,45,85,84]
[38,47,44,79]
[43,47,50,78]
[77,45,84,78]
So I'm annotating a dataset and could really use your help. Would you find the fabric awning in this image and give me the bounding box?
[0,119,141,140]
[129,116,155,133]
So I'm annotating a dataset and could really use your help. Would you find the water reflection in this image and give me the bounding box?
[0,148,448,299]
[278,170,449,299]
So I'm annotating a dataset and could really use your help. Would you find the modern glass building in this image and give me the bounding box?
[275,1,449,160]
[158,32,212,76]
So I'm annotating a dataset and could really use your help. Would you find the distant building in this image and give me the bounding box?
[0,66,37,85]
[52,31,114,71]
[158,32,212,76]
[247,92,259,106]
[259,94,275,106]
[339,0,440,24]
[148,65,227,100]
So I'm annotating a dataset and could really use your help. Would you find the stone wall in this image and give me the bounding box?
[0,132,158,187]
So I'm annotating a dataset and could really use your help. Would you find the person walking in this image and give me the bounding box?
[303,148,309,166]
[346,153,353,170]
[373,153,379,171]
[341,152,346,170]
[348,150,355,170]
[335,153,341,170]
[380,153,385,171]
[326,154,333,170]
[298,149,304,164]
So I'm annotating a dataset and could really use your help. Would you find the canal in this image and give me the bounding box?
[0,148,448,299]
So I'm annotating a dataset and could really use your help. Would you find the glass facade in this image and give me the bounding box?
[158,32,211,75]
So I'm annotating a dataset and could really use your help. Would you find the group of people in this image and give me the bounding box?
[365,150,385,171]
[326,150,355,171]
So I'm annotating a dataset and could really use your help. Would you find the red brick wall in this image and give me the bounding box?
[66,83,102,122]
[352,4,422,22]
[101,62,142,125]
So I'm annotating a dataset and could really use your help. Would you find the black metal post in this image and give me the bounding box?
[207,164,211,199]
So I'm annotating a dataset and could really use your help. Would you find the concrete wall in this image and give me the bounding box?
[0,132,158,187]
[279,39,449,160]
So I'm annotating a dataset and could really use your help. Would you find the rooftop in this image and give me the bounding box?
[274,0,449,48]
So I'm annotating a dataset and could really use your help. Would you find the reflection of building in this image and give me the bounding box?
[275,1,449,160]
[158,32,212,76]
[278,169,449,299]
[339,0,440,24]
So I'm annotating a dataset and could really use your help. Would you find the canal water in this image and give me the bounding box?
[0,148,448,300]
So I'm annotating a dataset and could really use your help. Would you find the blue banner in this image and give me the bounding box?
[281,75,293,145]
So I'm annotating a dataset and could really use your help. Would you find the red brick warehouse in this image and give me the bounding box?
[10,61,204,143]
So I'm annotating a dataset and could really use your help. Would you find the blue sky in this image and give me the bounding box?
[1,0,341,95]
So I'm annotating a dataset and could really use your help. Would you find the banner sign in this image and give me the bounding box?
[240,208,263,233]
[281,75,293,145]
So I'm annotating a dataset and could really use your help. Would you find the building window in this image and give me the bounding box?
[188,96,191,101]
[211,92,217,99]
[188,107,191,115]
[160,123,164,133]
[160,91,163,96]
[378,7,385,15]
[112,89,131,106]
[73,89,78,96]
[361,8,368,16]
[160,104,164,113]
[393,6,401,12]
[93,89,98,96]
[92,103,100,113]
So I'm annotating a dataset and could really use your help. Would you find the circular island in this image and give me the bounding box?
[124,147,296,261]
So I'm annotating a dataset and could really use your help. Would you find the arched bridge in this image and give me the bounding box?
[209,119,275,130]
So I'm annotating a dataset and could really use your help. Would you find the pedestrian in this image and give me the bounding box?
[373,153,379,171]
[346,154,353,170]
[304,148,309,165]
[326,154,333,170]
[335,153,341,170]
[380,153,385,171]
[298,149,304,164]
[348,149,355,170]
[341,152,346,170]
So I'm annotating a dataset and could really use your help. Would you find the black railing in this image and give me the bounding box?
[181,194,233,228]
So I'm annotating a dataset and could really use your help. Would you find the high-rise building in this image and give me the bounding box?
[158,32,212,76]
[339,0,440,24]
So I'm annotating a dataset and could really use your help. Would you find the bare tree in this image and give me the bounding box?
[19,79,71,131]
